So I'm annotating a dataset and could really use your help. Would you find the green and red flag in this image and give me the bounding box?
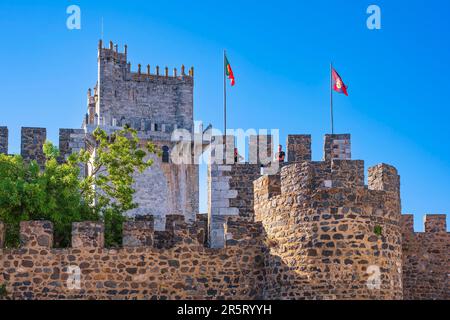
[225,55,235,86]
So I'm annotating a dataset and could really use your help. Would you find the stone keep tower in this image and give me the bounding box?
[82,40,198,230]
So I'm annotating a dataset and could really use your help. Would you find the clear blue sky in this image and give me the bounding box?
[0,0,449,231]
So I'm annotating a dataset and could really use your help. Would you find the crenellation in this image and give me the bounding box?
[21,127,47,167]
[59,128,86,162]
[402,213,449,300]
[400,214,414,234]
[123,219,154,247]
[287,134,311,162]
[19,221,53,249]
[323,134,351,161]
[424,214,447,233]
[368,163,400,194]
[331,159,365,188]
[0,126,8,154]
[71,222,104,248]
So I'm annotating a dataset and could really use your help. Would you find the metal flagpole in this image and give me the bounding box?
[330,62,334,134]
[224,50,227,137]
[224,50,227,161]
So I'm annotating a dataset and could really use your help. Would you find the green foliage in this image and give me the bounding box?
[0,127,155,248]
[374,225,383,237]
[0,284,7,298]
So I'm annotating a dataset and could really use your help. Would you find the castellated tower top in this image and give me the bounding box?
[87,40,195,135]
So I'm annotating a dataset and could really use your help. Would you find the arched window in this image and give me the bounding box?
[162,146,170,163]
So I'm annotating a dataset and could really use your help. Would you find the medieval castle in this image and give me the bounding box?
[0,41,448,300]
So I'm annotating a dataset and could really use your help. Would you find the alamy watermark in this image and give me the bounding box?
[66,5,81,30]
[169,122,281,174]
[66,265,81,290]
[367,5,381,30]
[366,265,381,290]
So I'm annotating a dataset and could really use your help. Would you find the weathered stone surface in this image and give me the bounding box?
[123,219,154,247]
[21,127,46,167]
[0,126,8,154]
[287,134,311,162]
[71,222,104,248]
[83,42,199,229]
[0,216,266,300]
[402,214,449,300]
[323,134,351,161]
[254,159,404,300]
[19,221,53,249]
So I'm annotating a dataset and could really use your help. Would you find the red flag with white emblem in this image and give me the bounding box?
[332,68,348,96]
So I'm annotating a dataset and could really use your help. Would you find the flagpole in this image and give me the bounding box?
[330,62,334,134]
[224,50,227,157]
[224,50,227,136]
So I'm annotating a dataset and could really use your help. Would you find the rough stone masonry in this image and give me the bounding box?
[0,42,448,300]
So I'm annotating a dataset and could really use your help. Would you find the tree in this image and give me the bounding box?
[0,127,157,247]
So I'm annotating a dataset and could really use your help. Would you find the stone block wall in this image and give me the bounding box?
[323,134,351,161]
[21,127,47,167]
[208,163,261,248]
[123,218,154,247]
[368,164,400,194]
[331,160,365,188]
[228,164,263,220]
[0,216,266,300]
[59,129,86,162]
[0,126,8,154]
[254,160,403,300]
[20,221,53,248]
[96,41,194,134]
[72,222,104,248]
[401,214,449,300]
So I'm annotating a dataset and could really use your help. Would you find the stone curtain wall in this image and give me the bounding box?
[0,126,8,154]
[401,214,449,300]
[0,218,267,300]
[96,42,194,134]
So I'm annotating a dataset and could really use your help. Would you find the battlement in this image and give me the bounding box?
[0,126,8,154]
[254,160,397,199]
[95,41,194,133]
[0,214,262,251]
[286,133,351,163]
[0,216,209,250]
[400,213,449,300]
[98,40,194,83]
[401,214,448,234]
[20,127,47,167]
[1,126,87,166]
[0,217,267,300]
